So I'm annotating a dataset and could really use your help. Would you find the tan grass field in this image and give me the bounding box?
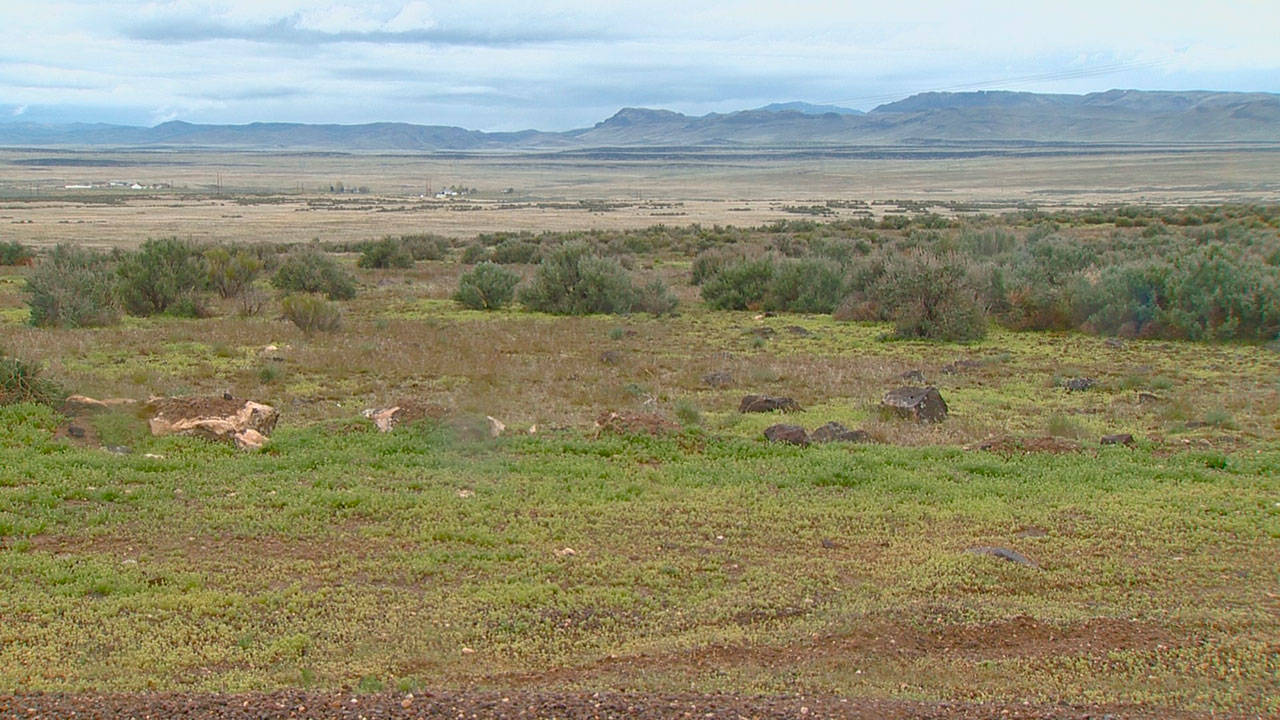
[2,145,1278,248]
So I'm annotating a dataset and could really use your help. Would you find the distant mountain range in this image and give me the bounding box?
[1,90,1276,150]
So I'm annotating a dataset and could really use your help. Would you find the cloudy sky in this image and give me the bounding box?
[2,0,1278,130]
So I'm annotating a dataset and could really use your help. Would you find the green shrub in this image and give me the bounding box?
[518,244,637,315]
[876,250,987,341]
[0,355,63,406]
[117,238,207,316]
[204,246,263,299]
[453,262,520,310]
[0,240,34,266]
[764,258,845,313]
[399,234,450,261]
[281,294,342,335]
[634,278,679,316]
[357,237,414,269]
[272,249,357,300]
[700,257,776,310]
[460,243,490,264]
[1159,247,1280,340]
[490,239,542,264]
[690,249,743,285]
[26,244,121,328]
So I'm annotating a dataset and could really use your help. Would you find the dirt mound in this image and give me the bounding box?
[0,690,1211,720]
[594,411,680,437]
[974,436,1083,454]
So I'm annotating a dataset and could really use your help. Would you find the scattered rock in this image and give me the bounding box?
[486,416,505,438]
[66,425,86,439]
[810,421,871,444]
[701,371,734,389]
[1137,392,1163,405]
[881,386,948,423]
[784,325,812,337]
[745,326,776,339]
[554,547,577,557]
[763,424,809,446]
[941,359,984,375]
[820,538,838,549]
[104,445,132,455]
[594,411,679,437]
[1062,377,1096,392]
[234,428,268,451]
[598,350,623,365]
[1104,338,1127,349]
[146,396,279,451]
[1015,527,1049,538]
[974,436,1081,454]
[61,395,138,415]
[1100,433,1135,446]
[362,401,449,432]
[739,394,802,413]
[899,369,926,384]
[965,546,1037,567]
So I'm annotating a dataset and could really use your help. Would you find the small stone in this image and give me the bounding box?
[739,394,802,413]
[763,424,809,446]
[554,547,576,557]
[965,546,1037,567]
[881,387,948,423]
[1101,433,1135,446]
[1063,377,1096,392]
[810,421,871,444]
[67,425,86,439]
[701,371,734,389]
[486,416,505,437]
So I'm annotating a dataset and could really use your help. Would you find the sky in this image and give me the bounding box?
[1,0,1278,130]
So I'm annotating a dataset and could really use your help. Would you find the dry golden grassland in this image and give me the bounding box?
[1,145,1278,247]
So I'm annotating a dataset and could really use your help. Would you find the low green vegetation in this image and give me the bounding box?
[0,409,1274,712]
[1,203,1278,712]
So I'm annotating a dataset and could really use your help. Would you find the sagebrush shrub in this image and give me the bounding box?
[204,246,263,298]
[272,249,357,300]
[454,262,520,310]
[634,278,679,316]
[763,258,845,314]
[0,240,34,266]
[518,244,637,315]
[357,237,414,269]
[700,257,776,310]
[876,250,987,341]
[0,354,63,406]
[26,244,121,328]
[117,237,207,316]
[282,293,342,334]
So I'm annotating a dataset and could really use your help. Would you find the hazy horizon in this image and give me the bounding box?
[3,1,1279,131]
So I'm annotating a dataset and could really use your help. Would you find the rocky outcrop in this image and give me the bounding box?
[881,387,948,423]
[147,396,279,451]
[763,424,809,446]
[739,395,802,413]
[810,421,871,444]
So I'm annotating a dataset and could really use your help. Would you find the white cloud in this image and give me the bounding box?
[0,1,1275,129]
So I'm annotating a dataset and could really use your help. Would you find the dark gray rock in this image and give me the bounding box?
[702,371,734,389]
[763,424,809,446]
[739,394,802,413]
[810,421,871,444]
[784,325,812,337]
[1063,377,1096,392]
[1101,433,1135,446]
[899,369,926,384]
[965,546,1037,567]
[941,359,983,375]
[881,386,948,423]
[67,425,86,439]
[598,350,623,365]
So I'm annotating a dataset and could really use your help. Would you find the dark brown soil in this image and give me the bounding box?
[0,690,1223,720]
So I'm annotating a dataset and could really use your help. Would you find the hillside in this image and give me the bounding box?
[0,89,1276,150]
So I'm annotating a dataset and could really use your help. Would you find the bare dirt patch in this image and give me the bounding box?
[0,690,1229,720]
